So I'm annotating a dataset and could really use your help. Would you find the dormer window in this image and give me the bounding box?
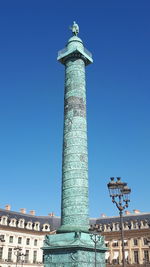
[1,216,7,225]
[132,221,137,229]
[113,223,119,231]
[26,222,32,230]
[42,224,50,231]
[124,222,129,230]
[34,222,40,231]
[143,220,148,228]
[9,218,16,227]
[18,219,25,228]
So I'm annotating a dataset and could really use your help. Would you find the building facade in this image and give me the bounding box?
[91,210,150,266]
[0,206,60,267]
[0,206,149,267]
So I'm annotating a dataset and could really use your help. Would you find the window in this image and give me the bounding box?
[134,251,139,264]
[143,220,148,227]
[9,236,13,243]
[124,222,128,229]
[34,223,40,231]
[43,224,50,231]
[1,217,7,225]
[133,222,137,229]
[114,224,119,231]
[124,240,128,246]
[0,235,5,242]
[133,239,138,246]
[18,237,22,244]
[112,258,119,264]
[125,251,129,263]
[26,238,30,245]
[18,219,24,228]
[144,238,148,245]
[34,239,37,246]
[105,241,109,247]
[112,251,119,264]
[10,219,16,227]
[33,251,37,263]
[105,251,110,264]
[113,241,118,247]
[26,222,32,229]
[8,248,12,261]
[144,250,149,263]
[106,224,110,230]
[0,247,3,260]
[25,250,29,263]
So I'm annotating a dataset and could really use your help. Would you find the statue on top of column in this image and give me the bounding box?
[71,21,79,36]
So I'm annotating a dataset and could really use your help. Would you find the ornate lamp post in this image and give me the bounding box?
[14,246,22,267]
[107,177,131,267]
[20,252,26,267]
[90,233,101,267]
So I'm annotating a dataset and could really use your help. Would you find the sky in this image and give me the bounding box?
[0,1,150,218]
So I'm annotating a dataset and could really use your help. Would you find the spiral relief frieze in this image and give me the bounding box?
[59,56,89,231]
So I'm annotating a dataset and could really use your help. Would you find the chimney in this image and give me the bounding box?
[20,208,26,214]
[5,204,11,211]
[125,210,131,215]
[48,212,54,217]
[133,209,140,214]
[29,210,35,216]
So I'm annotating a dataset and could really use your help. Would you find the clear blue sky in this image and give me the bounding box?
[0,1,150,218]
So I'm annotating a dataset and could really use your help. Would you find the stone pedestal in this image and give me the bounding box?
[43,232,106,267]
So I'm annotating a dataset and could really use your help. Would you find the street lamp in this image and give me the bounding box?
[20,252,26,267]
[90,233,101,267]
[107,177,131,267]
[14,246,22,267]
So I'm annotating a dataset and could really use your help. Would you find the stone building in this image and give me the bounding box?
[90,210,150,266]
[0,206,149,267]
[0,205,60,267]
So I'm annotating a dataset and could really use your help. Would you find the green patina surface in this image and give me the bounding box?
[57,32,92,234]
[43,232,106,266]
[43,23,106,266]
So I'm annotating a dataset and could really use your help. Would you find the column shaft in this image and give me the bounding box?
[58,57,89,233]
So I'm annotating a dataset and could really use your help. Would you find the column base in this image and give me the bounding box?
[43,232,107,267]
[57,224,89,233]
